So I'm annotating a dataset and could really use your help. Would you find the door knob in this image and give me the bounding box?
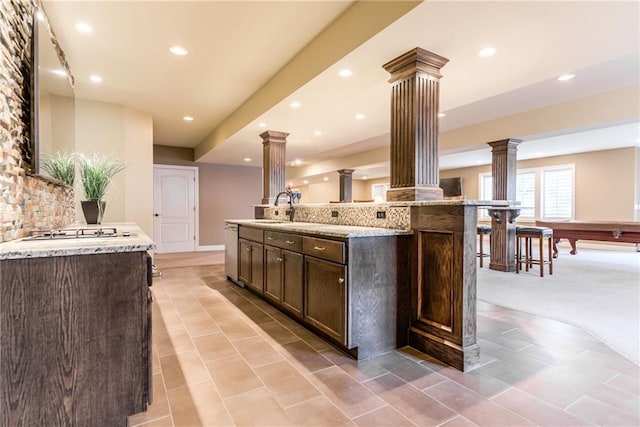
[154,213,159,217]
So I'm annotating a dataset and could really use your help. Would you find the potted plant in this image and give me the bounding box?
[41,151,76,186]
[78,153,125,224]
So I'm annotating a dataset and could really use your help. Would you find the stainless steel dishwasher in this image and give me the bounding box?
[224,223,241,286]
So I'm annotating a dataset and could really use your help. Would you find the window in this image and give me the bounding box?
[542,166,574,218]
[478,164,574,220]
[371,183,390,202]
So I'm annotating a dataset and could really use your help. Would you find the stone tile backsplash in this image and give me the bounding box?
[263,204,410,230]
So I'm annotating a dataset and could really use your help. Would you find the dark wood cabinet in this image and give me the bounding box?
[0,251,151,425]
[239,238,264,293]
[304,256,347,344]
[281,250,303,317]
[264,245,283,302]
[237,224,408,360]
[265,245,304,317]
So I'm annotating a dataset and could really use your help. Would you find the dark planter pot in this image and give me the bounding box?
[81,200,106,224]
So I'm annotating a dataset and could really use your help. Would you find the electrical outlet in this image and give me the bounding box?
[376,211,386,219]
[331,210,339,218]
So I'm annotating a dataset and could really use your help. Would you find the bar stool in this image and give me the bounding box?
[516,226,553,277]
[477,225,491,268]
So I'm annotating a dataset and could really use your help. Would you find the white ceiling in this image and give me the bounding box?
[43,0,640,180]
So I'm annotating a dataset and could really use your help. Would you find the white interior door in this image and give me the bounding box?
[153,165,197,253]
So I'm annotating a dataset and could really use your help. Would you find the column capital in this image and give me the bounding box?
[383,47,450,83]
[259,130,290,145]
[337,169,355,176]
[487,138,522,151]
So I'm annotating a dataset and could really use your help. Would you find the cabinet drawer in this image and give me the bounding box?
[265,231,302,252]
[239,226,264,243]
[303,236,345,264]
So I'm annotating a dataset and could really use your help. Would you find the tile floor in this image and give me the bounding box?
[128,263,639,427]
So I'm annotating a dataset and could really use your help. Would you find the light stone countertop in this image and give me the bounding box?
[253,199,517,208]
[226,219,413,238]
[0,223,155,260]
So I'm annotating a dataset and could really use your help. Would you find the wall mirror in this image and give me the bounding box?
[32,3,75,179]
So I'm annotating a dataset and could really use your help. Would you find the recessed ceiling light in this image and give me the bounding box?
[169,46,189,56]
[288,182,293,187]
[243,157,251,162]
[323,177,329,181]
[477,47,496,57]
[51,69,67,77]
[258,122,267,128]
[75,22,93,33]
[183,116,194,121]
[290,101,301,109]
[557,74,575,81]
[314,130,322,136]
[535,151,544,156]
[363,175,368,180]
[36,11,45,21]
[339,69,353,77]
[303,180,309,184]
[438,113,446,118]
[294,159,302,166]
[355,113,365,120]
[476,160,483,164]
[90,75,102,83]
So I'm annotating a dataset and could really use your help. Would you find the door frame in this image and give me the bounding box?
[153,164,199,252]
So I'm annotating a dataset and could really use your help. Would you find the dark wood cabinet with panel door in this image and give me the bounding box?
[264,230,304,317]
[304,256,347,344]
[265,246,303,318]
[0,251,152,425]
[238,226,265,293]
[237,224,409,360]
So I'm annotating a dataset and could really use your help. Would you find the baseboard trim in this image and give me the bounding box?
[198,245,224,252]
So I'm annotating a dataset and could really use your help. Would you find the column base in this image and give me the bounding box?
[408,327,481,372]
[386,186,443,202]
[489,262,516,272]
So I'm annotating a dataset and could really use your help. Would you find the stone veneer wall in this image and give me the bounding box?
[0,0,74,242]
[262,204,411,230]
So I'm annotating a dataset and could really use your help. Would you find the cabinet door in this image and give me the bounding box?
[264,245,282,303]
[282,250,303,318]
[304,257,347,344]
[249,241,264,293]
[238,239,252,285]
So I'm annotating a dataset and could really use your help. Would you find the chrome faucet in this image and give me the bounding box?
[274,188,295,221]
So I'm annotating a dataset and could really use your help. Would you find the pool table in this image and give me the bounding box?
[535,220,640,257]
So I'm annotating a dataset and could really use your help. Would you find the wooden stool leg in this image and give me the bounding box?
[548,236,553,275]
[539,235,544,277]
[479,233,484,268]
[525,237,530,272]
[516,236,520,273]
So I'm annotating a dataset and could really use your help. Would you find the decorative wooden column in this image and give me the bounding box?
[338,169,354,202]
[383,47,449,201]
[260,131,289,205]
[488,138,521,272]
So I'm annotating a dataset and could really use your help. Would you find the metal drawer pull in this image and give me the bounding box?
[338,278,344,284]
[277,257,283,262]
[285,240,295,244]
[267,236,274,240]
[245,247,251,251]
[313,246,326,251]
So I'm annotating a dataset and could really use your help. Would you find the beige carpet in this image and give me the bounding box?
[478,241,640,365]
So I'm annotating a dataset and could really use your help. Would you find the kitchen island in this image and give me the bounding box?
[227,219,412,360]
[0,223,154,425]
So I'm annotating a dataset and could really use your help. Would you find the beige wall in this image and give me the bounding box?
[75,98,154,236]
[291,179,370,204]
[440,147,637,221]
[154,145,262,246]
[635,147,640,221]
